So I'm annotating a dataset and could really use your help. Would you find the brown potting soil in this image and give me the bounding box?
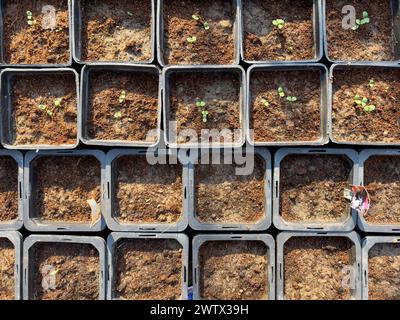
[250,69,321,143]
[280,154,353,223]
[0,157,19,222]
[326,0,396,61]
[364,156,400,224]
[80,0,152,62]
[331,67,400,143]
[195,155,265,224]
[284,237,353,300]
[243,0,315,61]
[8,73,77,147]
[86,70,159,143]
[29,242,100,300]
[112,239,183,300]
[163,0,236,65]
[3,0,70,64]
[368,243,400,300]
[0,239,15,300]
[32,156,101,223]
[113,156,183,224]
[169,71,241,145]
[199,241,268,300]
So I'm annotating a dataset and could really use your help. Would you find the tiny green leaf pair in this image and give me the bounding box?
[352,11,370,31]
[272,19,285,29]
[354,95,376,112]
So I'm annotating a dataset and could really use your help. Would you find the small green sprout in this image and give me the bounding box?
[54,98,62,107]
[26,10,36,26]
[192,14,200,21]
[114,111,122,119]
[127,11,133,16]
[278,87,286,98]
[192,14,210,30]
[272,19,285,30]
[196,100,206,108]
[286,96,297,102]
[364,105,376,112]
[55,27,63,32]
[46,110,53,117]
[187,36,197,44]
[352,11,370,30]
[354,95,376,112]
[201,110,209,123]
[37,104,47,111]
[368,79,375,89]
[119,90,126,104]
[262,99,270,107]
[203,21,210,30]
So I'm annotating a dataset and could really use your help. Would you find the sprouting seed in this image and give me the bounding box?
[196,100,206,108]
[37,104,47,111]
[192,14,200,21]
[272,19,285,30]
[278,87,285,98]
[364,105,376,112]
[368,79,375,88]
[46,110,53,117]
[203,21,210,30]
[352,11,370,30]
[187,36,197,44]
[127,11,133,16]
[54,98,62,107]
[286,96,297,102]
[262,99,270,107]
[114,111,122,119]
[201,110,209,122]
[119,90,126,104]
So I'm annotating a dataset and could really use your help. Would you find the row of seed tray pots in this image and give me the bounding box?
[0,147,400,233]
[1,63,400,149]
[0,0,399,67]
[1,231,399,300]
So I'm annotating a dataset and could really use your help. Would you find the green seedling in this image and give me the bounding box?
[354,95,376,112]
[46,110,53,117]
[26,10,36,26]
[286,96,297,102]
[352,11,370,30]
[37,104,47,111]
[114,111,122,119]
[203,21,210,30]
[368,79,375,89]
[201,110,209,123]
[119,90,126,104]
[192,14,210,30]
[54,98,62,107]
[55,27,63,32]
[278,87,286,98]
[187,36,197,44]
[127,11,133,16]
[196,100,209,122]
[272,19,285,30]
[262,99,270,107]
[196,100,206,108]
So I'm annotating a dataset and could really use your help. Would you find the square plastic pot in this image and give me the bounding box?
[322,0,400,63]
[107,232,189,300]
[105,149,189,232]
[23,234,106,300]
[0,68,80,150]
[0,150,23,231]
[156,0,241,66]
[162,65,246,149]
[276,231,362,300]
[358,149,400,233]
[240,0,323,64]
[187,148,272,231]
[361,236,400,300]
[329,63,400,146]
[0,231,22,300]
[246,63,329,146]
[0,0,73,67]
[273,148,359,232]
[24,150,106,232]
[80,64,162,147]
[72,0,155,64]
[192,234,275,300]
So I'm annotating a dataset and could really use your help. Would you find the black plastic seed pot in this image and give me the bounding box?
[0,0,73,67]
[107,232,189,300]
[358,149,400,233]
[276,231,362,300]
[361,236,400,300]
[187,148,272,231]
[192,234,275,300]
[273,148,359,232]
[80,64,162,147]
[157,0,241,66]
[72,0,155,64]
[105,149,189,232]
[23,235,107,300]
[240,0,324,64]
[23,150,107,232]
[322,0,400,63]
[163,65,246,149]
[246,63,329,146]
[0,231,22,300]
[0,150,23,231]
[0,68,80,150]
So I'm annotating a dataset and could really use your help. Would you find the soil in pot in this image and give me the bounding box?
[243,0,315,61]
[279,154,353,224]
[195,155,265,225]
[3,0,70,65]
[250,69,322,143]
[168,71,241,145]
[112,238,183,300]
[112,156,183,224]
[31,156,101,224]
[0,238,15,300]
[80,0,152,62]
[284,237,353,300]
[29,242,100,300]
[199,240,268,300]
[6,72,77,147]
[86,70,159,143]
[331,67,400,143]
[363,156,400,225]
[368,243,400,300]
[162,0,236,65]
[326,0,396,61]
[0,157,19,223]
